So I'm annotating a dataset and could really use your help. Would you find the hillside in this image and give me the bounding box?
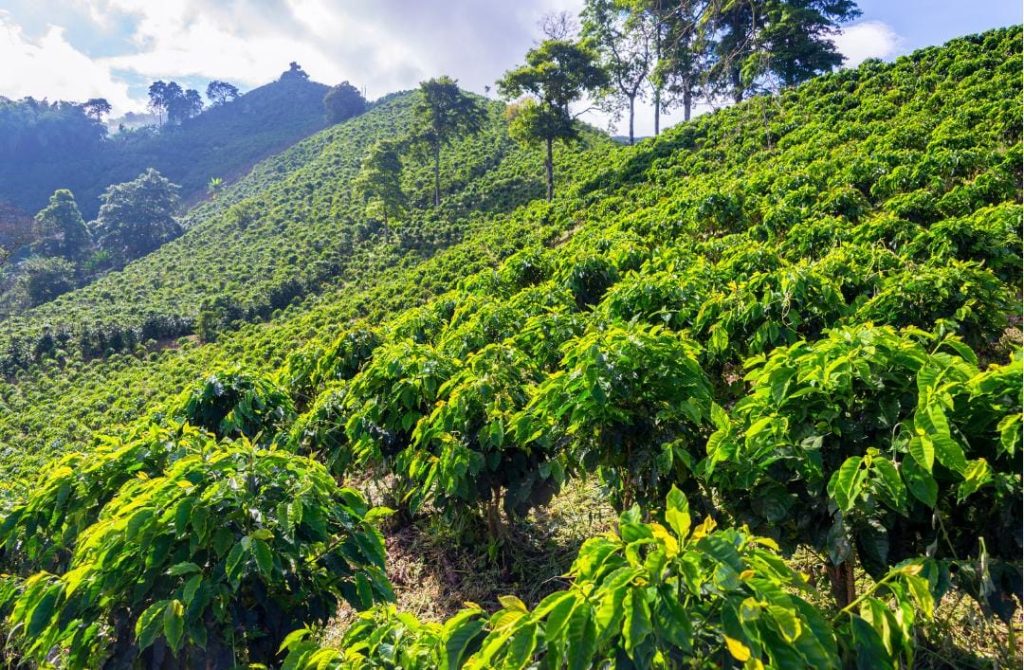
[0,91,609,374]
[0,27,1021,670]
[0,73,329,221]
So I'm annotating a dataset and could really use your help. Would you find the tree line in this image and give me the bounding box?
[0,170,182,312]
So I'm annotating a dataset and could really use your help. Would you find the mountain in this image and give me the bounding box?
[0,27,1020,669]
[0,72,330,221]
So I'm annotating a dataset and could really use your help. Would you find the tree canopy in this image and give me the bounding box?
[323,81,366,125]
[412,76,486,206]
[497,39,607,200]
[90,169,182,264]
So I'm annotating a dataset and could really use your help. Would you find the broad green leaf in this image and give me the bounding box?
[665,485,691,541]
[135,600,169,651]
[163,599,185,654]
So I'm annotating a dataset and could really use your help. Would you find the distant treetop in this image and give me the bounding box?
[281,62,310,81]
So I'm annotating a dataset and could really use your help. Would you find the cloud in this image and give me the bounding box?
[834,20,903,67]
[69,0,585,105]
[0,10,138,113]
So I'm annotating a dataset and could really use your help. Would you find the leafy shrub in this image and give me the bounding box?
[2,443,393,668]
[526,324,711,509]
[171,370,296,441]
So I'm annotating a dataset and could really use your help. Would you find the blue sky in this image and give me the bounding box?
[1,1,1019,135]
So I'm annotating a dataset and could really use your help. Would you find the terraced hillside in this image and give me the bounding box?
[0,27,1020,670]
[0,92,608,374]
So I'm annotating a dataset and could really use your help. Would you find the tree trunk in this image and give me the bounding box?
[684,87,692,122]
[628,97,635,145]
[433,143,441,207]
[654,87,661,136]
[545,137,554,202]
[825,560,856,608]
[731,66,744,104]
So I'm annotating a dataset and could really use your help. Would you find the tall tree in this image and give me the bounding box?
[581,0,653,144]
[206,81,240,106]
[710,0,859,102]
[497,40,607,201]
[352,141,406,233]
[14,256,76,307]
[147,81,169,126]
[90,169,182,263]
[323,81,366,125]
[168,88,203,124]
[648,0,714,126]
[412,76,486,207]
[81,98,112,122]
[32,189,92,261]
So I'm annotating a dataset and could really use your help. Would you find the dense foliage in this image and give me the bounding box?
[0,71,330,220]
[0,26,1020,668]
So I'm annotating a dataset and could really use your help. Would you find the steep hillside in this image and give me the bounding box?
[0,92,606,374]
[0,74,329,220]
[0,28,1020,669]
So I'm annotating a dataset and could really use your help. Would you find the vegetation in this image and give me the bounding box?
[325,82,368,125]
[0,24,1020,670]
[0,67,331,220]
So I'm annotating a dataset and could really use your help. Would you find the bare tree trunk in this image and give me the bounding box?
[545,137,554,201]
[433,143,441,207]
[684,86,692,122]
[825,560,857,608]
[628,97,636,145]
[654,87,661,136]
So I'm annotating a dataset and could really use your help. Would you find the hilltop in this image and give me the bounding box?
[0,72,329,221]
[0,26,1020,670]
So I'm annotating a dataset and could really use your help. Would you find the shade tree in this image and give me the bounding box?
[497,40,607,200]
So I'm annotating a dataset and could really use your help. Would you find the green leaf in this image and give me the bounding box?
[26,585,59,637]
[504,622,538,669]
[827,456,866,512]
[566,602,597,670]
[225,540,247,581]
[956,459,991,500]
[251,538,274,577]
[664,485,691,541]
[768,604,802,643]
[908,436,934,472]
[135,600,169,651]
[167,562,201,576]
[163,599,185,654]
[901,456,937,507]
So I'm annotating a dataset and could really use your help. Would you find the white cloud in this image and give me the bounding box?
[0,11,138,113]
[834,20,903,67]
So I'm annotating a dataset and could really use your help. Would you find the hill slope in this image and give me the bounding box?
[0,91,608,373]
[0,27,1020,668]
[0,74,329,221]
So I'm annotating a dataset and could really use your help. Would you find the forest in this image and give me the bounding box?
[0,1,1020,668]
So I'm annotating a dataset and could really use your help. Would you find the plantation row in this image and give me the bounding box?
[0,93,605,375]
[0,27,1020,668]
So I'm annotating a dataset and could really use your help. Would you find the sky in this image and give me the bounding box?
[0,0,1020,136]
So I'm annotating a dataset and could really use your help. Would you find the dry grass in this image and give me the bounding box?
[321,480,1021,668]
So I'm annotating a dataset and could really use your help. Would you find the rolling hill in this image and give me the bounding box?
[0,26,1020,670]
[0,72,329,222]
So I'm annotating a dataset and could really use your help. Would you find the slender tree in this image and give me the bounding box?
[81,98,112,122]
[412,76,486,207]
[649,0,715,125]
[581,0,653,144]
[497,40,607,201]
[352,141,406,234]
